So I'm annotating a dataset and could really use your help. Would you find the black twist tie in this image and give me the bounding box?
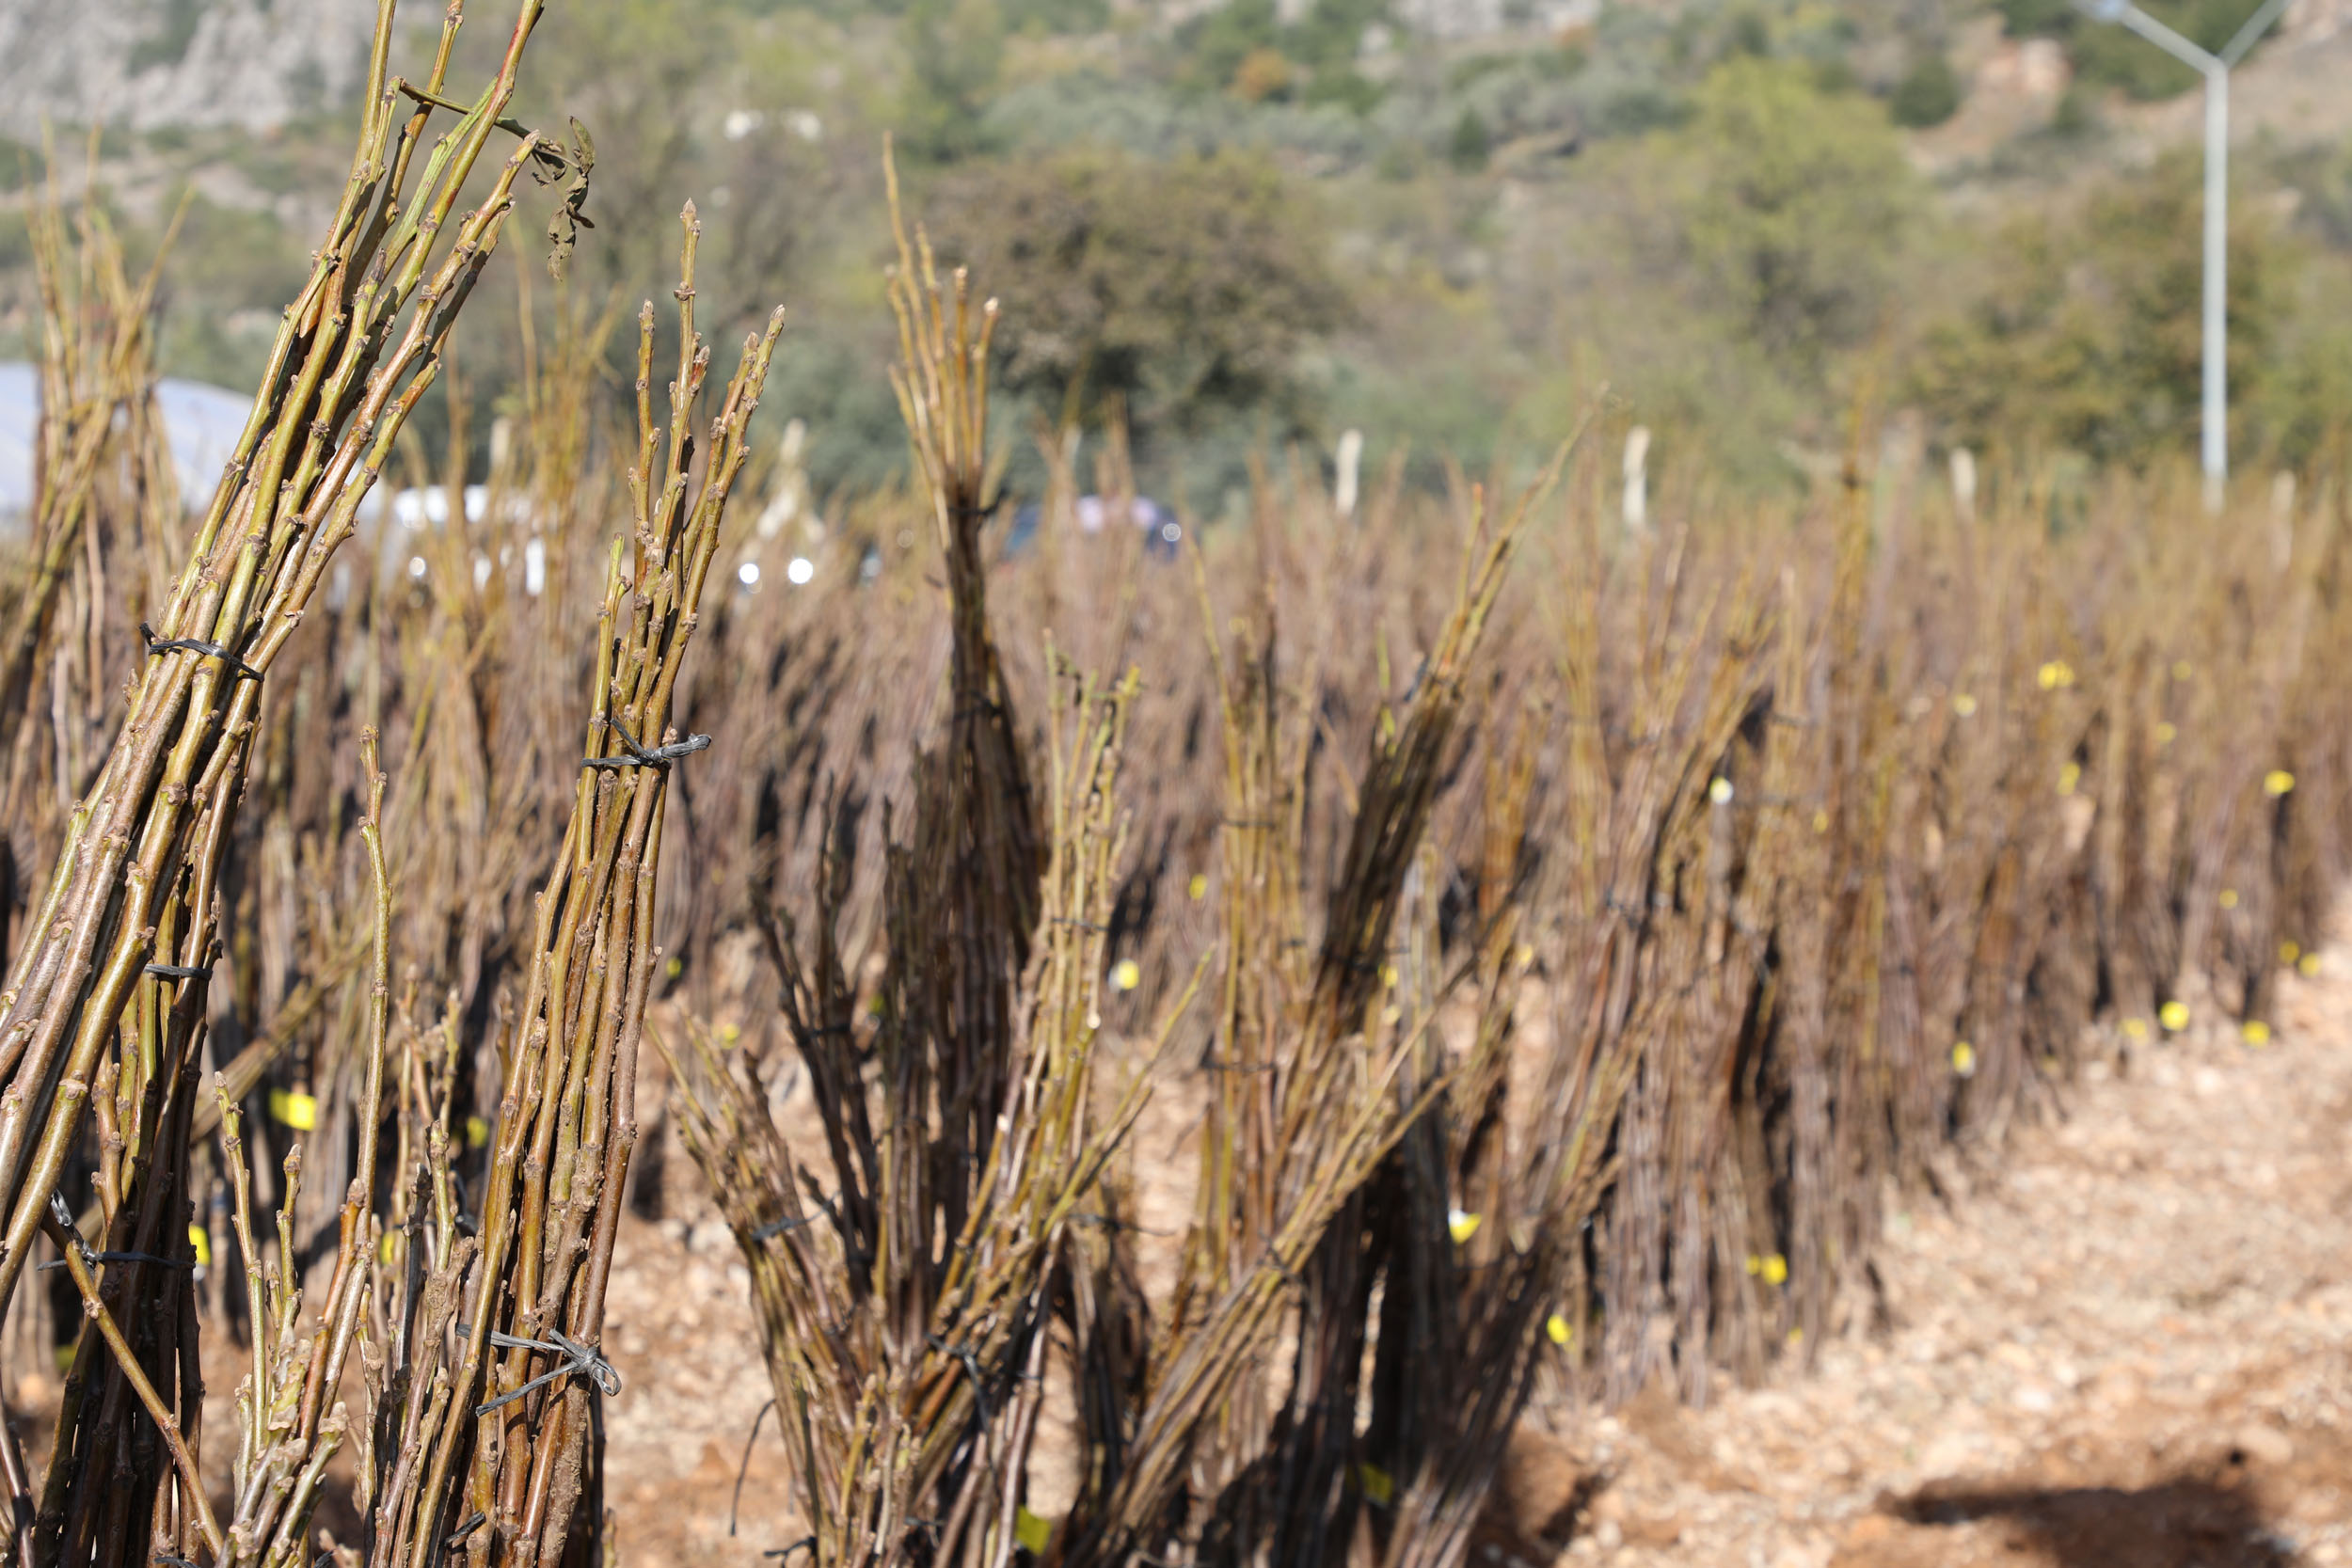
[749,1191,836,1242]
[765,1538,817,1561]
[926,1333,994,1422]
[445,1511,487,1549]
[583,716,711,771]
[475,1328,622,1415]
[144,964,213,980]
[139,622,262,682]
[39,1250,186,1273]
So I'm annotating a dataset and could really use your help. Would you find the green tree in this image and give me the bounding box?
[1672,59,1920,375]
[899,0,1007,163]
[1888,53,1963,129]
[1907,155,2314,467]
[930,147,1351,457]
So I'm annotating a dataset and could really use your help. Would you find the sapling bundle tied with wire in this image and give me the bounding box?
[662,182,1174,1568]
[0,166,183,806]
[1058,464,1562,1568]
[0,5,574,1564]
[389,212,782,1568]
[663,206,1584,1552]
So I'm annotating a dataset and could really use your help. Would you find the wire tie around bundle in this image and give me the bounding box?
[39,1249,187,1273]
[139,622,262,682]
[46,1193,96,1271]
[475,1328,621,1415]
[143,963,213,980]
[926,1333,993,1421]
[750,1192,836,1242]
[583,716,712,770]
[1072,1212,1173,1237]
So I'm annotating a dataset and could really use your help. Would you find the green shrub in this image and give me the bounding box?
[1889,53,1963,128]
[1449,107,1491,171]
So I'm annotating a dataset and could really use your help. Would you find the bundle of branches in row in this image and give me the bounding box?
[0,169,183,796]
[659,166,1589,1565]
[665,183,1137,1568]
[367,213,781,1568]
[0,2,574,1562]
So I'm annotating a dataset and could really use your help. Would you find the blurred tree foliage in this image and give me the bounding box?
[1888,52,1963,128]
[898,0,1009,163]
[928,147,1351,453]
[1997,0,2276,98]
[1173,0,1389,108]
[1671,59,1920,378]
[1909,153,2352,470]
[16,0,2352,511]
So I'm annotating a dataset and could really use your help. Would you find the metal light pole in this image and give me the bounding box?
[2074,0,2288,512]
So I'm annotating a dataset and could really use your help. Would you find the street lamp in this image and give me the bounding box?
[2073,0,2288,512]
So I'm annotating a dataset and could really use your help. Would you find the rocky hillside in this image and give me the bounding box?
[0,0,377,140]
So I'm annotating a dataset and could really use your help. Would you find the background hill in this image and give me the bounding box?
[4,0,2350,515]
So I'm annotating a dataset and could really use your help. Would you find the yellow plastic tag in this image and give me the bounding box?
[1950,1041,1977,1078]
[466,1116,490,1149]
[379,1231,397,1263]
[1546,1313,1573,1346]
[1014,1506,1052,1554]
[270,1089,318,1131]
[1111,959,1141,992]
[2159,1000,2190,1032]
[1761,1254,1788,1286]
[1358,1462,1393,1506]
[2265,769,2296,797]
[187,1225,211,1268]
[1446,1209,1481,1243]
[1188,874,1208,900]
